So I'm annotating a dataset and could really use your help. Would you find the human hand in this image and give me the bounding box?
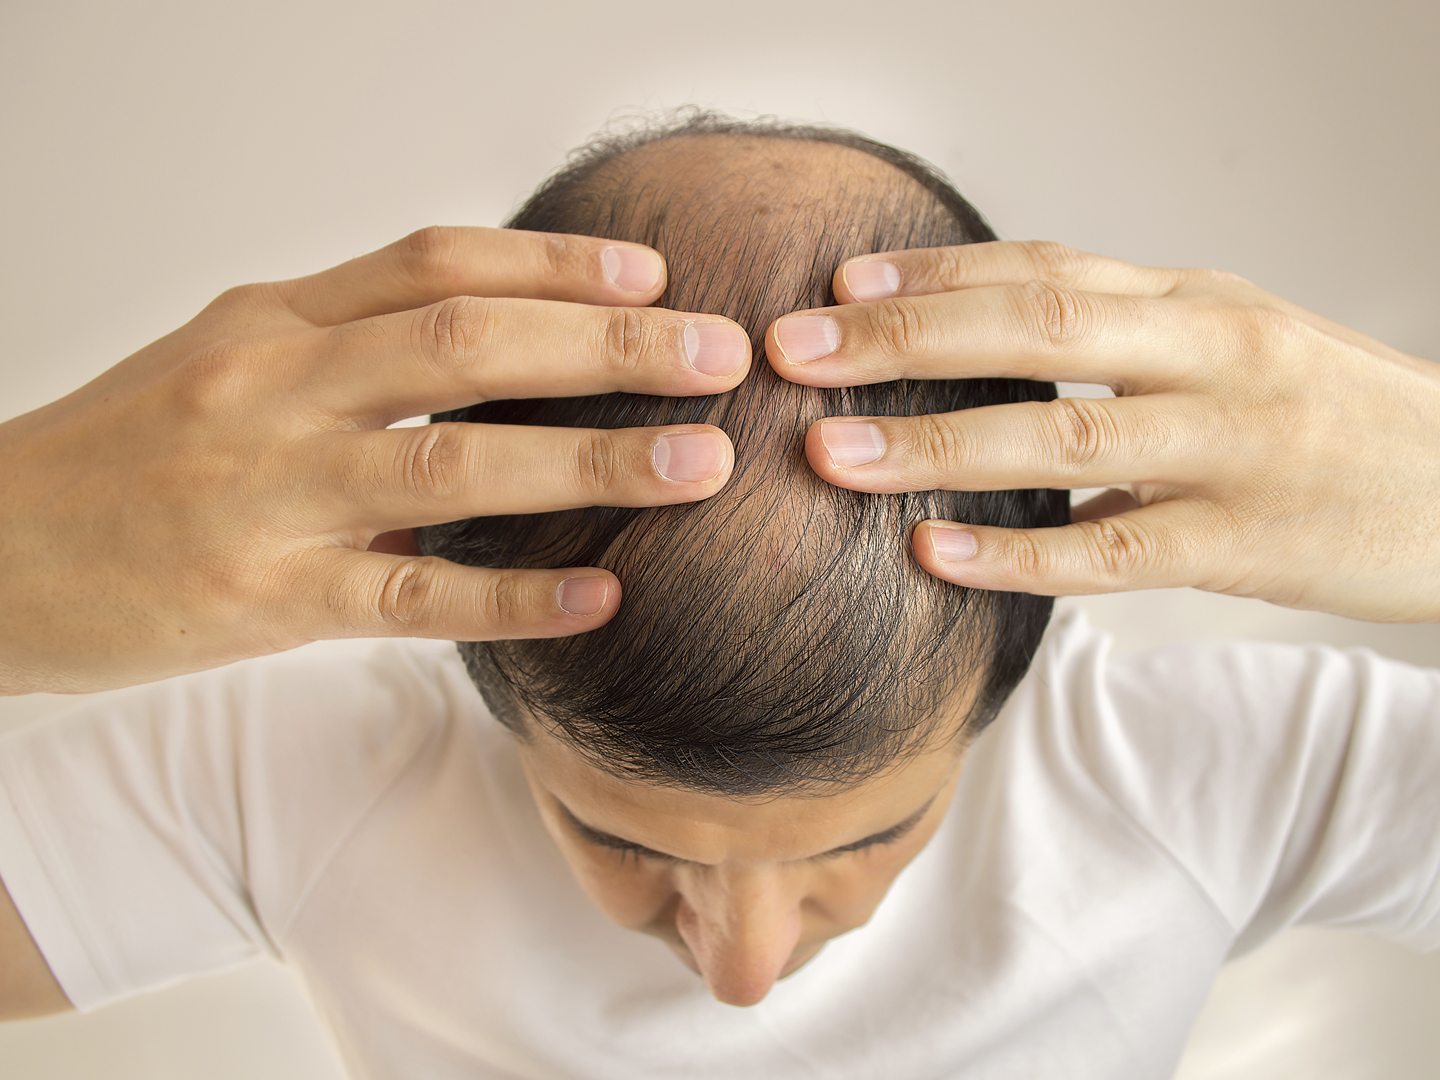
[767,241,1440,623]
[0,227,750,695]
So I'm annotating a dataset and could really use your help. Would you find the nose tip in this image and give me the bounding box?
[675,892,803,1008]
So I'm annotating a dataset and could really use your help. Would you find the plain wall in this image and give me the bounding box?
[1,1,1437,1077]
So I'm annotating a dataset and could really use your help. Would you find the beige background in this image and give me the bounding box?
[1,0,1437,1077]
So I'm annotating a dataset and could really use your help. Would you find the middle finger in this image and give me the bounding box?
[310,296,752,426]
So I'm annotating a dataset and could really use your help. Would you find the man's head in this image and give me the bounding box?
[423,116,1066,789]
[419,114,1068,1003]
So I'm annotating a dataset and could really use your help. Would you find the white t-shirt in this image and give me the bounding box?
[0,608,1437,1080]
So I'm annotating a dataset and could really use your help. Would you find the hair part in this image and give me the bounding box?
[420,112,1068,796]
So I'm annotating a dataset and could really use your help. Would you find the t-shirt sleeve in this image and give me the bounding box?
[1072,627,1440,955]
[0,640,459,1010]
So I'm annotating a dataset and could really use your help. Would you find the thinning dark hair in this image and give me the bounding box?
[420,112,1068,795]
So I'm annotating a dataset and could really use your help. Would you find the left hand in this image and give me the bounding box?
[765,240,1440,623]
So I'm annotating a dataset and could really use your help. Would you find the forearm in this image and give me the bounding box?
[0,874,70,1021]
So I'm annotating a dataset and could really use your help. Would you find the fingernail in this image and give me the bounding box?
[774,314,840,363]
[819,420,886,467]
[928,525,978,562]
[653,431,726,482]
[684,321,748,376]
[844,261,900,302]
[557,575,609,616]
[601,246,663,293]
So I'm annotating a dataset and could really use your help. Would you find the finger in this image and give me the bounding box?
[804,394,1205,493]
[272,226,668,327]
[319,422,734,530]
[768,283,1197,391]
[302,549,623,641]
[833,240,1182,304]
[910,500,1224,596]
[315,296,750,423]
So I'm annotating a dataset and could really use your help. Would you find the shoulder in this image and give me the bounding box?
[0,638,486,889]
[1002,603,1438,766]
[981,605,1440,939]
[9,638,475,772]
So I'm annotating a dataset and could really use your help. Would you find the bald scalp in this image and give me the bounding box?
[420,115,1066,794]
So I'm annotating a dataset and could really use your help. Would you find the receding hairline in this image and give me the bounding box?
[578,131,948,222]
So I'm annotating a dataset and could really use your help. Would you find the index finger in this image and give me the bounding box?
[766,284,1196,390]
[834,241,1182,304]
[272,226,668,327]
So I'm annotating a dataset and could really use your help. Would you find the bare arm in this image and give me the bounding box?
[0,874,70,1020]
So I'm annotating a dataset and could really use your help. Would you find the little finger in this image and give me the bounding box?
[321,422,734,529]
[300,548,623,641]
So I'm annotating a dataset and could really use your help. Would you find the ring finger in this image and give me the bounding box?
[313,421,736,531]
[804,393,1212,493]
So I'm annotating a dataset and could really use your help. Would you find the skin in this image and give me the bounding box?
[516,711,969,1008]
[0,226,751,695]
[0,701,969,1019]
[769,239,1440,623]
[3,133,1437,1020]
[0,879,68,1018]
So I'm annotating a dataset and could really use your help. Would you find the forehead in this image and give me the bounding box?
[517,718,965,864]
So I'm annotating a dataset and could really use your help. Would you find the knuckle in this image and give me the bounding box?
[863,297,928,356]
[910,413,968,476]
[925,245,971,288]
[1078,516,1151,581]
[1017,280,1085,349]
[373,557,444,631]
[1190,266,1251,292]
[399,423,471,501]
[601,307,652,374]
[172,340,253,417]
[395,225,462,286]
[418,295,493,375]
[1237,304,1306,363]
[1001,530,1050,583]
[209,282,269,313]
[539,232,580,280]
[573,432,619,498]
[477,571,529,632]
[1017,241,1088,286]
[1043,397,1119,472]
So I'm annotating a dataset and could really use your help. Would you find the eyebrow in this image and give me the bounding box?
[555,796,937,864]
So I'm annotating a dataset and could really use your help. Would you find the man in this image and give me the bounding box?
[1,117,1438,1078]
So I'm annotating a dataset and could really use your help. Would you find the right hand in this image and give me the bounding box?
[0,226,751,695]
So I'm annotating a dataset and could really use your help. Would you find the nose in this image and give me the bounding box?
[674,866,803,1007]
